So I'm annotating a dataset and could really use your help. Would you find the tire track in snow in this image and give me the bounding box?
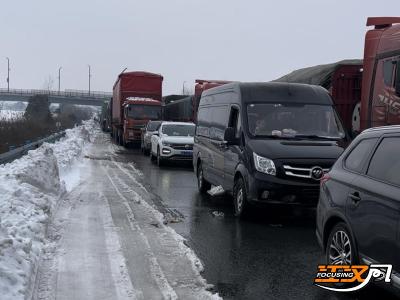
[102,163,178,300]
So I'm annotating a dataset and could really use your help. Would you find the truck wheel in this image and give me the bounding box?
[197,162,211,193]
[326,222,358,265]
[157,147,163,167]
[233,177,250,218]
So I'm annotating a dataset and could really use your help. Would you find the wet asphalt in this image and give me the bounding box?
[117,148,398,300]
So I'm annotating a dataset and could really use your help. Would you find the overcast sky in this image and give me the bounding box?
[0,0,399,95]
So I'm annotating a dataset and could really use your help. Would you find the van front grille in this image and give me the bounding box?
[283,165,330,181]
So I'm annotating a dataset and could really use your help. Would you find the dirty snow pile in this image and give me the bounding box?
[0,119,96,300]
[0,110,25,121]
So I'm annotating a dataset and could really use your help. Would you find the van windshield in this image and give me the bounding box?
[247,103,345,139]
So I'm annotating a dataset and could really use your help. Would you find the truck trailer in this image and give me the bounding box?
[111,71,163,146]
[163,79,231,123]
[275,60,363,134]
[276,17,400,135]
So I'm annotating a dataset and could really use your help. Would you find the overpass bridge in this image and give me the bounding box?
[0,89,112,107]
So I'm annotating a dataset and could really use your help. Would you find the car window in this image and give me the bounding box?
[344,138,377,173]
[367,137,400,186]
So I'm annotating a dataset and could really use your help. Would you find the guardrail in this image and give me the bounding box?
[0,131,66,165]
[0,88,112,100]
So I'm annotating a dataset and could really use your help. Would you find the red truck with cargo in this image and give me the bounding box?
[276,17,400,135]
[360,17,400,131]
[163,79,231,122]
[112,71,163,146]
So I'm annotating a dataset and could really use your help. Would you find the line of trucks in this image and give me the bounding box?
[100,17,400,146]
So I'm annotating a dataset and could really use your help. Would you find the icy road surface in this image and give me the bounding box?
[33,131,219,300]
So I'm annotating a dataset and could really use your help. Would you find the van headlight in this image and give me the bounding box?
[253,153,276,176]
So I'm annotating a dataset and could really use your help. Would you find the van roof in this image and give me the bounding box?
[202,82,333,105]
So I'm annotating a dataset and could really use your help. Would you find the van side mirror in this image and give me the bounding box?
[224,127,237,144]
[395,62,400,96]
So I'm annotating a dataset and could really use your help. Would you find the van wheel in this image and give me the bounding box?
[233,177,249,218]
[197,162,211,193]
[326,222,358,265]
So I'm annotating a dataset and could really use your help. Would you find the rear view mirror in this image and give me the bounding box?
[224,127,237,144]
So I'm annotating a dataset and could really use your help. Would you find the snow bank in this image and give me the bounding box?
[0,119,96,300]
[0,110,24,121]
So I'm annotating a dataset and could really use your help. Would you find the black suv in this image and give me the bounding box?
[193,82,348,217]
[317,126,400,286]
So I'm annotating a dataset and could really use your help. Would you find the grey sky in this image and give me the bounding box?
[1,0,399,95]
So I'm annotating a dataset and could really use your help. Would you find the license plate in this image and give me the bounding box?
[181,151,192,156]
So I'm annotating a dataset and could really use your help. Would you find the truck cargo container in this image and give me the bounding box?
[163,95,194,122]
[163,80,231,123]
[112,71,163,146]
[275,60,363,134]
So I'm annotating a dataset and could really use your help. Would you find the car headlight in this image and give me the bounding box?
[253,153,276,176]
[162,141,171,147]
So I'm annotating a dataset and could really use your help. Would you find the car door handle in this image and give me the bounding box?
[349,192,361,203]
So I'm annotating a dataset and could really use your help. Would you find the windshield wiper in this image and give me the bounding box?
[294,134,341,140]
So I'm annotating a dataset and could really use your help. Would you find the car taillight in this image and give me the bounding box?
[320,173,331,186]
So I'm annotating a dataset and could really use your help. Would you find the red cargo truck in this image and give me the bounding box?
[360,17,400,131]
[276,17,400,135]
[112,71,163,146]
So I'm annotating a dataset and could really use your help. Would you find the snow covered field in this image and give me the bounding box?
[0,120,220,300]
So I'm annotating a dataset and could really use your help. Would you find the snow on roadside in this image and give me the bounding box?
[0,110,25,121]
[0,119,96,300]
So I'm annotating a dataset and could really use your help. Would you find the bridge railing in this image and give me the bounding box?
[0,88,112,100]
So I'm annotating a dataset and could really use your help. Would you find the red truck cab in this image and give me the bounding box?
[360,17,400,131]
[122,98,162,144]
[112,71,163,146]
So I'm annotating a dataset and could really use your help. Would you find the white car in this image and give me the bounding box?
[150,122,195,166]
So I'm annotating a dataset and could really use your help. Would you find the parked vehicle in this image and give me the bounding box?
[141,120,162,155]
[111,71,163,146]
[193,82,349,217]
[276,17,400,135]
[163,80,231,123]
[275,60,363,134]
[163,95,195,122]
[150,122,195,166]
[316,125,400,289]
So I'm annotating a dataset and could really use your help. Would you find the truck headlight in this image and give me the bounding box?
[253,153,276,176]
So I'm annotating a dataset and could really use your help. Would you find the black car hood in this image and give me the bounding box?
[248,138,346,160]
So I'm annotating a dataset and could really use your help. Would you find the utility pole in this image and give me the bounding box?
[58,66,62,94]
[182,81,186,94]
[6,57,10,92]
[88,65,91,95]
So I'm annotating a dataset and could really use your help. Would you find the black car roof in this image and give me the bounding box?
[362,125,400,137]
[203,82,333,105]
